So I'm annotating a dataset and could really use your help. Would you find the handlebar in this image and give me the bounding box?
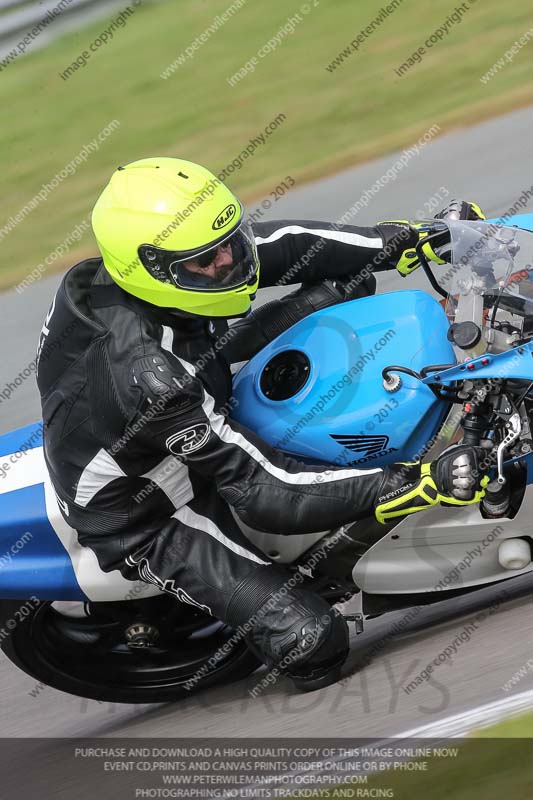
[414,225,449,300]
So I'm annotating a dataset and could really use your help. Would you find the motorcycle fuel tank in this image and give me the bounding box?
[232,290,455,467]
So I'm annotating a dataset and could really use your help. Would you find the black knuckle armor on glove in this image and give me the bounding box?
[434,199,486,222]
[431,444,489,501]
[374,444,490,524]
[375,221,449,276]
[375,222,419,265]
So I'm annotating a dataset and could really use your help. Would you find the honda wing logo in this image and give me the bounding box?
[330,433,397,464]
[166,424,210,456]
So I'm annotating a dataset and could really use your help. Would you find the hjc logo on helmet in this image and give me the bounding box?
[212,204,237,230]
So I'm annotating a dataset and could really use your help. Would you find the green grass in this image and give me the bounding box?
[2,0,533,289]
[475,708,533,737]
[302,712,533,799]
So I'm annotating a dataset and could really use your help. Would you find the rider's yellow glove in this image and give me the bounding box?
[377,220,447,277]
[374,446,490,524]
[378,200,486,277]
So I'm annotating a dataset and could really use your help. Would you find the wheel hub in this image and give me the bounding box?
[125,622,160,649]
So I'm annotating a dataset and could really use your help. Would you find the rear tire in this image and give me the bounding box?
[0,597,260,704]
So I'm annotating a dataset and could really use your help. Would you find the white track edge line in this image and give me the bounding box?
[396,688,533,738]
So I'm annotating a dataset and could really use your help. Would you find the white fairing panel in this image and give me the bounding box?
[353,494,533,595]
[233,509,326,562]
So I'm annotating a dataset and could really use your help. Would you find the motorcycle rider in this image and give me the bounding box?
[37,158,489,691]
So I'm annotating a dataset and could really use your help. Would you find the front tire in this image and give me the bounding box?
[0,597,260,704]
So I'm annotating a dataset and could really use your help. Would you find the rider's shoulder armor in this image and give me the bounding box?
[38,260,206,453]
[129,351,204,420]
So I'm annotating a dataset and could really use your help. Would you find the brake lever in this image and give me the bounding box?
[496,411,521,485]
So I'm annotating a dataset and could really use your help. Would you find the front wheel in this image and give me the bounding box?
[0,596,260,704]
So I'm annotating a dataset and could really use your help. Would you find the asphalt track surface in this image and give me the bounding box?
[1,105,533,743]
[0,0,137,59]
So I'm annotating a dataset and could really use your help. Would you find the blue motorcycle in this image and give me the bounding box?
[1,217,533,703]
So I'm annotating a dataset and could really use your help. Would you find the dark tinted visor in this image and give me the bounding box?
[139,220,259,292]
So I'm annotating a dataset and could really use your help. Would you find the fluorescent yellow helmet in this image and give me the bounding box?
[91,157,259,317]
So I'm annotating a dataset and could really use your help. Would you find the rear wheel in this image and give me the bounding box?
[0,596,260,704]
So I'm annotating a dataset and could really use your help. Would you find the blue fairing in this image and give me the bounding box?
[232,290,455,467]
[232,214,533,468]
[2,214,533,601]
[491,214,533,232]
[0,422,85,600]
[423,340,533,385]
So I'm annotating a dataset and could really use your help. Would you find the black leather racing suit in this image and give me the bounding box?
[36,219,406,687]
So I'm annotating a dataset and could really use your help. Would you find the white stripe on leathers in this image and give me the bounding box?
[254,225,383,249]
[141,455,194,510]
[171,351,382,483]
[74,448,126,507]
[161,325,270,564]
[174,505,270,565]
